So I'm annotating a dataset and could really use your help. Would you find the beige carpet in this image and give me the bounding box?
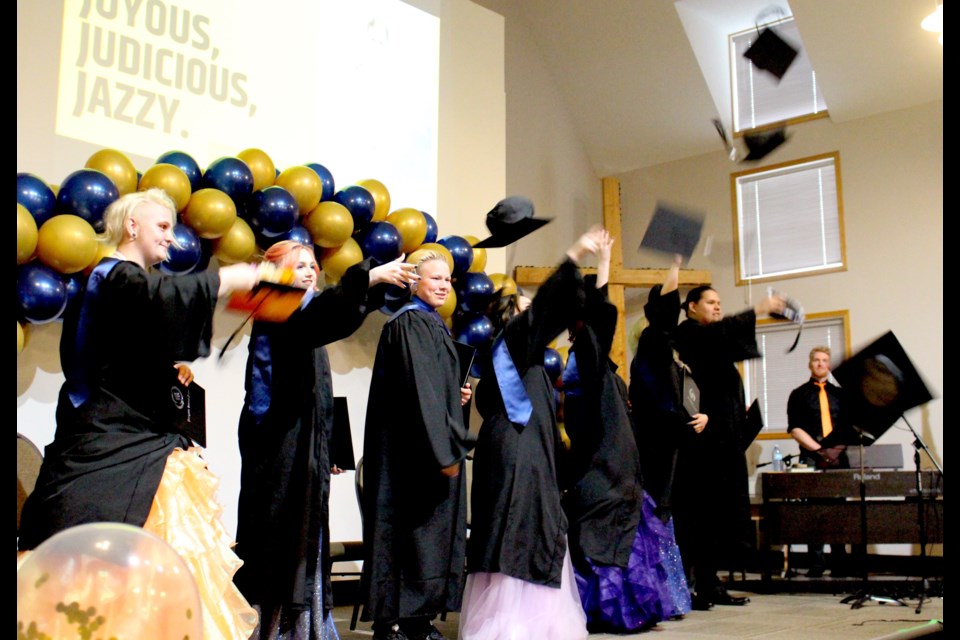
[332,588,943,640]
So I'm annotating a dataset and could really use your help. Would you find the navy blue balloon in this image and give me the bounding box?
[357,221,402,263]
[543,348,563,385]
[55,169,119,231]
[249,186,299,238]
[455,314,494,349]
[281,224,314,246]
[17,173,58,227]
[157,151,202,191]
[160,224,202,275]
[438,235,474,275]
[305,163,336,202]
[421,212,438,244]
[17,262,68,324]
[201,157,254,203]
[62,271,87,320]
[455,271,495,313]
[333,186,376,230]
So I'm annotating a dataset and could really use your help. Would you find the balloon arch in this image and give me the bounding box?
[16,148,534,371]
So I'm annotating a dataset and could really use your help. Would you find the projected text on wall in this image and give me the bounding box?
[57,0,440,213]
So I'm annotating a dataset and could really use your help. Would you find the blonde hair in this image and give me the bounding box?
[809,346,831,361]
[413,250,448,275]
[99,188,177,246]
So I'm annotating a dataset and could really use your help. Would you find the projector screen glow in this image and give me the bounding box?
[56,0,439,212]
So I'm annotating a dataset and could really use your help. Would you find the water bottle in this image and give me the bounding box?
[772,445,784,472]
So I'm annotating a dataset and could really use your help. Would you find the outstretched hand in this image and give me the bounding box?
[567,225,607,263]
[370,258,420,288]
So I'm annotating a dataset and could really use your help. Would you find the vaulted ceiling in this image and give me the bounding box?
[477,0,943,175]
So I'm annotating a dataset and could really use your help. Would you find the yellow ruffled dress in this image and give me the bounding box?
[143,447,259,640]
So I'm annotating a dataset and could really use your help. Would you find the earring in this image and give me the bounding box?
[131,232,137,240]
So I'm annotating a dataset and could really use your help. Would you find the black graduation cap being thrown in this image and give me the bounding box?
[473,196,552,248]
[742,126,789,162]
[639,202,705,262]
[743,26,799,80]
[832,331,934,443]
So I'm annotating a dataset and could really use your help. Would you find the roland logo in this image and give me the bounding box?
[853,472,881,481]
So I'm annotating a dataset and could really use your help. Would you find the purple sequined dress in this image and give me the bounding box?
[574,493,691,631]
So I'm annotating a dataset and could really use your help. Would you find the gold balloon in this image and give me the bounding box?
[357,179,391,222]
[437,287,457,319]
[85,148,138,195]
[464,234,487,273]
[410,243,455,273]
[386,208,427,254]
[556,344,570,367]
[237,148,276,192]
[276,166,322,215]
[18,321,25,354]
[139,163,192,212]
[37,214,99,274]
[214,217,256,264]
[86,241,117,273]
[304,201,354,248]
[182,188,237,239]
[16,523,203,640]
[488,273,517,297]
[17,204,38,264]
[320,237,363,283]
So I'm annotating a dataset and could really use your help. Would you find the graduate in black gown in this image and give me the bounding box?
[671,286,785,609]
[234,240,418,640]
[17,188,261,639]
[563,240,690,632]
[361,251,474,640]
[628,255,708,522]
[460,225,607,640]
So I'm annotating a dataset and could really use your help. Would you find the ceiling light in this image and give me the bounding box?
[921,2,943,33]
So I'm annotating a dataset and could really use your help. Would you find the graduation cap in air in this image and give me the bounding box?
[638,202,705,262]
[742,126,789,162]
[473,196,552,248]
[832,331,934,442]
[766,286,805,352]
[743,26,799,80]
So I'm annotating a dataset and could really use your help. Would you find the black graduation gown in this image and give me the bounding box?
[234,260,382,617]
[628,286,697,516]
[468,258,584,587]
[563,283,643,569]
[361,304,474,623]
[18,261,219,550]
[672,311,761,568]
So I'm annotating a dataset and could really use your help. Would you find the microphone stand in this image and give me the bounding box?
[900,414,943,614]
[840,430,907,609]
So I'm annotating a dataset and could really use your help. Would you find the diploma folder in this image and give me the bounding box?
[454,341,477,387]
[330,397,357,471]
[166,371,207,448]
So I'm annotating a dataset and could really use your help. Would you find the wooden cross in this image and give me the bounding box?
[513,177,712,381]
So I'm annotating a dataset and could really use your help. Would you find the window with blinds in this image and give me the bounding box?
[732,152,846,284]
[730,17,828,132]
[743,311,849,435]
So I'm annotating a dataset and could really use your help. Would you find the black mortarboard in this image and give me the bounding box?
[832,331,934,442]
[742,126,789,162]
[743,27,799,80]
[639,202,705,261]
[473,196,552,248]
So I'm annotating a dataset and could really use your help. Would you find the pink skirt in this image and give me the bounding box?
[459,543,587,640]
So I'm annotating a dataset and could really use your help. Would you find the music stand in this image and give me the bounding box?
[832,331,935,610]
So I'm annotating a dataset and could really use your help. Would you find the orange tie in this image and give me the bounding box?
[815,381,833,438]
